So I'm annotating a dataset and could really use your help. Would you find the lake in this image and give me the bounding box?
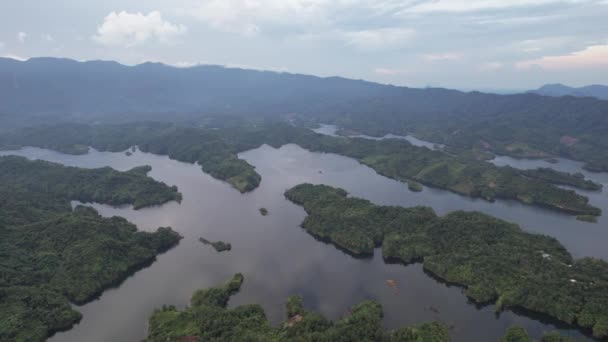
[2,141,606,342]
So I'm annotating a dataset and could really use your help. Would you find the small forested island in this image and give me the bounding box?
[285,183,608,338]
[0,156,183,341]
[3,122,601,217]
[145,274,449,342]
[199,237,232,252]
[259,207,269,216]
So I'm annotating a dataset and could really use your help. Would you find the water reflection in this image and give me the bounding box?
[0,145,601,342]
[312,124,443,150]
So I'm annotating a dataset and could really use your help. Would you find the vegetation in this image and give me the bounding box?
[501,327,533,342]
[501,327,581,342]
[518,168,602,191]
[199,237,232,252]
[285,184,608,339]
[541,331,580,342]
[259,207,269,216]
[576,215,598,223]
[408,180,423,192]
[3,57,608,172]
[3,122,601,217]
[146,274,450,342]
[0,156,183,341]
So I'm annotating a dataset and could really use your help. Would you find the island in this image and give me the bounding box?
[0,156,183,342]
[145,274,449,342]
[259,207,269,216]
[2,122,602,217]
[199,237,232,252]
[285,183,608,339]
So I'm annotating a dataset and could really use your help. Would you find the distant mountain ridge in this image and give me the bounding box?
[1,57,608,172]
[529,83,608,100]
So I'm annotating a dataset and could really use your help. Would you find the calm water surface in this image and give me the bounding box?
[313,124,443,150]
[2,142,607,342]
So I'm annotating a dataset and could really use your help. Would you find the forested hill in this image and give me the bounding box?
[0,57,606,124]
[529,84,608,100]
[0,156,183,341]
[2,57,608,171]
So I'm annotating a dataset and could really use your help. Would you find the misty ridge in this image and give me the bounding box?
[2,57,608,128]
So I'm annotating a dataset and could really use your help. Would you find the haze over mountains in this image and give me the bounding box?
[529,84,608,100]
[2,57,608,129]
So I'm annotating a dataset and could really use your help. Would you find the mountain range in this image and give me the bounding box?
[529,83,608,100]
[1,57,608,171]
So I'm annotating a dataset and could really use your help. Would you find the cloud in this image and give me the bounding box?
[401,0,594,14]
[299,26,415,52]
[479,62,504,70]
[343,28,415,51]
[516,44,608,70]
[17,32,27,43]
[422,52,463,61]
[374,67,410,76]
[1,54,27,61]
[179,0,329,36]
[42,34,54,43]
[93,11,187,47]
[0,42,4,49]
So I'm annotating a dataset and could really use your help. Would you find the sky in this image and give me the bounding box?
[1,0,607,90]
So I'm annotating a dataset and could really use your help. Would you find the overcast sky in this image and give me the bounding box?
[1,0,607,90]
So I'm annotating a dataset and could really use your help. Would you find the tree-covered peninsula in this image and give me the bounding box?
[145,274,450,342]
[2,122,601,216]
[0,156,183,341]
[501,326,581,342]
[285,184,608,339]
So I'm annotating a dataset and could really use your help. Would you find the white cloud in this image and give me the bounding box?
[422,52,463,61]
[0,42,5,49]
[375,67,410,76]
[343,28,415,51]
[401,0,594,14]
[93,11,187,47]
[179,0,331,36]
[42,34,54,43]
[1,54,27,61]
[516,44,608,70]
[17,32,27,43]
[479,62,504,70]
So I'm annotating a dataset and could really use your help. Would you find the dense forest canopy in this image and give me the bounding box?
[0,156,183,341]
[285,184,608,339]
[1,57,607,172]
[1,122,601,217]
[145,273,450,342]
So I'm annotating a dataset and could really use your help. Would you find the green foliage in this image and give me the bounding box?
[576,215,598,223]
[408,181,423,192]
[5,122,601,216]
[146,275,450,342]
[285,184,608,339]
[0,156,183,341]
[519,168,602,191]
[199,237,232,252]
[541,331,580,342]
[501,327,532,342]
